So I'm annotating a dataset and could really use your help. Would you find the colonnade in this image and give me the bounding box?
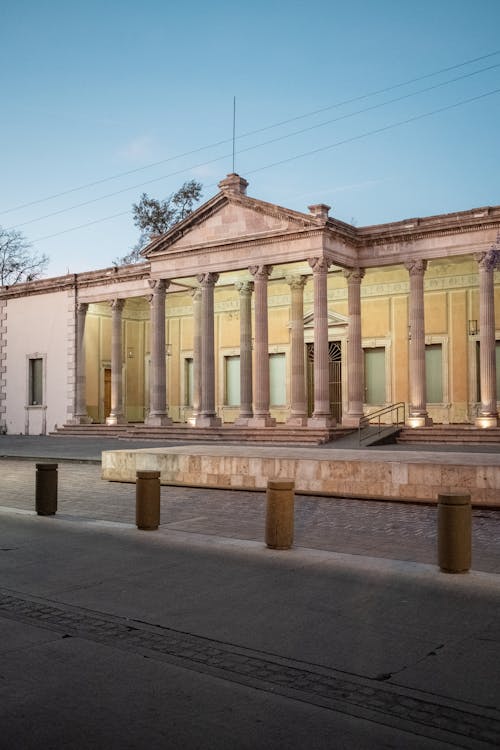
[72,250,500,429]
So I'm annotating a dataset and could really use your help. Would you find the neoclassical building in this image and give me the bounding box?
[1,173,500,436]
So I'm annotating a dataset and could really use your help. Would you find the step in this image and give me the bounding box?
[397,426,500,444]
[52,423,356,446]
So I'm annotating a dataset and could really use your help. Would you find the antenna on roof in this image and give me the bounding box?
[232,96,236,173]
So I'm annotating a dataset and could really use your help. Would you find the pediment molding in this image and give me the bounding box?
[143,191,324,259]
[303,310,349,328]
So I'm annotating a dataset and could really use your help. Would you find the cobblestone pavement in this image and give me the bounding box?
[1,458,499,574]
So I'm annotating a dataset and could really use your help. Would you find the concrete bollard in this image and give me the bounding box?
[266,479,294,550]
[35,463,58,516]
[136,470,161,530]
[438,493,471,573]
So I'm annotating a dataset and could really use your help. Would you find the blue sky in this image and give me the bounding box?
[2,0,500,277]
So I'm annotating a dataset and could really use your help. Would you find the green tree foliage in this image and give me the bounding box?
[118,180,203,265]
[0,227,48,286]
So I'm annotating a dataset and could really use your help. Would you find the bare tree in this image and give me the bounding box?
[0,227,49,286]
[117,179,203,265]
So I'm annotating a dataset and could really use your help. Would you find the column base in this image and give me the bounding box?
[248,415,276,428]
[342,414,363,428]
[286,415,309,426]
[145,414,172,427]
[406,414,433,428]
[69,415,92,425]
[234,414,253,426]
[308,415,336,428]
[475,414,499,428]
[195,414,222,427]
[106,414,128,425]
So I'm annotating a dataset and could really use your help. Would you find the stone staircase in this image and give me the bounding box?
[397,425,500,445]
[53,422,356,446]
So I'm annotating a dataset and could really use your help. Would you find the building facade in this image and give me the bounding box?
[1,173,500,435]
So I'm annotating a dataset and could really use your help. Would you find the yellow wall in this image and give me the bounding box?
[83,256,495,425]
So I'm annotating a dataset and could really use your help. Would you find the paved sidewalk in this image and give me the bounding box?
[1,436,500,747]
[1,512,500,749]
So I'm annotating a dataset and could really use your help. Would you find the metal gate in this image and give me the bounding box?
[306,342,342,421]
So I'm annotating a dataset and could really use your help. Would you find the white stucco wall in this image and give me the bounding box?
[5,291,71,434]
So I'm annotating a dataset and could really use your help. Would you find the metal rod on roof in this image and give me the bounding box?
[232,96,236,173]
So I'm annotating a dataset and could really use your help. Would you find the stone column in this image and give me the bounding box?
[307,257,334,428]
[73,302,91,424]
[248,265,276,427]
[146,279,171,426]
[234,281,254,425]
[195,272,221,427]
[343,268,365,426]
[405,259,432,427]
[286,275,308,426]
[190,287,202,424]
[106,298,127,425]
[475,248,499,427]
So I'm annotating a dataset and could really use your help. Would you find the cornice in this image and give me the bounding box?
[355,206,500,248]
[150,226,327,261]
[0,262,151,300]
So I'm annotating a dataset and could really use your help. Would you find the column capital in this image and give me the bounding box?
[404,258,427,276]
[76,302,89,314]
[285,274,308,290]
[249,265,272,280]
[190,286,202,302]
[196,272,219,287]
[108,298,125,312]
[235,280,254,295]
[307,257,331,274]
[343,267,365,283]
[475,248,500,272]
[148,278,170,293]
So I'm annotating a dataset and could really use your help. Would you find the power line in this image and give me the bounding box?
[30,86,500,245]
[2,48,499,217]
[10,61,500,232]
[246,87,500,176]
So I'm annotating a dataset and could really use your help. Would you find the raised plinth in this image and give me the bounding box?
[105,415,128,426]
[475,415,499,428]
[101,445,500,506]
[145,414,172,427]
[407,415,433,428]
[248,416,276,428]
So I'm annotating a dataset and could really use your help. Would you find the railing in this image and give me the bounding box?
[358,402,406,445]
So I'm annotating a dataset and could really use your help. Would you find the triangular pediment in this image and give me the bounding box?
[303,310,349,328]
[143,189,321,258]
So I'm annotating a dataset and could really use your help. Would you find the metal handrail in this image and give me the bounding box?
[358,402,406,445]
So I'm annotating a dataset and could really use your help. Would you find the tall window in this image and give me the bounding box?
[29,358,43,405]
[425,344,443,403]
[184,358,193,406]
[269,353,286,406]
[225,355,240,406]
[363,347,385,404]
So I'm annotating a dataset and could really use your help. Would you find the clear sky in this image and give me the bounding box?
[1,0,500,277]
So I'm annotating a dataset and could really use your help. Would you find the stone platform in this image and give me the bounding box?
[102,444,500,507]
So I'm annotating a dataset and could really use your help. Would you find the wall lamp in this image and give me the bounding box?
[468,320,478,336]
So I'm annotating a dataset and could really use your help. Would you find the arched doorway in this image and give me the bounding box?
[306,341,342,422]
